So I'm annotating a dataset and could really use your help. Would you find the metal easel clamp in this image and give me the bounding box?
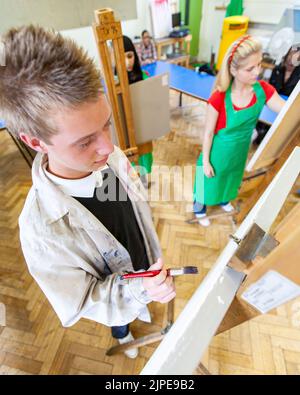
[229,222,280,264]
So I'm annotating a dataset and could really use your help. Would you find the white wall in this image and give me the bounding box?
[60,26,100,67]
[198,0,300,62]
[121,0,152,39]
[198,0,226,63]
[0,0,137,34]
[243,0,300,24]
[58,0,300,65]
[60,0,153,68]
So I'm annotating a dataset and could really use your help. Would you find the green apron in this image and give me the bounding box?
[131,70,153,175]
[131,150,153,175]
[194,82,266,206]
[137,152,153,175]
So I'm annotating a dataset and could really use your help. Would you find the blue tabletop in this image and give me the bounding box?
[143,61,287,125]
[143,61,215,101]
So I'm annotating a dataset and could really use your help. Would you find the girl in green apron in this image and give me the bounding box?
[194,35,285,226]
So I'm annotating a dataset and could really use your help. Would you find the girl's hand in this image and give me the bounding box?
[203,161,215,178]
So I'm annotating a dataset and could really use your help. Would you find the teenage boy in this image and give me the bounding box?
[0,25,175,359]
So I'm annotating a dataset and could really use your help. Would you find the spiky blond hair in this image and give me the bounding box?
[0,25,102,143]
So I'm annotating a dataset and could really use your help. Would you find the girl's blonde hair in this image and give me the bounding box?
[213,35,262,92]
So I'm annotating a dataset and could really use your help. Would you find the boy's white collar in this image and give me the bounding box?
[43,163,109,198]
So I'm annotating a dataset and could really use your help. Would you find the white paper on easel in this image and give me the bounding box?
[150,0,172,39]
[241,270,300,314]
[161,74,168,86]
[141,147,300,375]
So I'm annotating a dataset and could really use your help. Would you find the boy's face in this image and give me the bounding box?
[40,94,114,178]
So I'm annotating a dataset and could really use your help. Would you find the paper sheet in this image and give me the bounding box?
[241,270,300,314]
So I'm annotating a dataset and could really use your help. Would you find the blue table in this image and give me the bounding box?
[143,61,287,125]
[144,61,215,101]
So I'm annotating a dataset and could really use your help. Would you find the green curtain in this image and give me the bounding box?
[225,0,244,17]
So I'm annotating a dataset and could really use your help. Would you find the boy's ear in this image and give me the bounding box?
[19,133,48,153]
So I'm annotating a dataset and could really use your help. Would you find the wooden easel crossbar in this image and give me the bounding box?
[93,8,138,160]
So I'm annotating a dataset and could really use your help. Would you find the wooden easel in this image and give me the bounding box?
[218,200,300,334]
[93,8,138,161]
[106,297,174,356]
[196,201,300,373]
[235,129,300,223]
[93,7,177,360]
[235,84,300,223]
[140,147,300,374]
[106,292,210,374]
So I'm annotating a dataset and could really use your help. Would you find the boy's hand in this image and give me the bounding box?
[142,258,176,303]
[203,161,215,178]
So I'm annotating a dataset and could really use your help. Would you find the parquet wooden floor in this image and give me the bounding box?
[0,92,299,375]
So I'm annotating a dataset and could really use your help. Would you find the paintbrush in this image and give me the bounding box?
[120,266,198,280]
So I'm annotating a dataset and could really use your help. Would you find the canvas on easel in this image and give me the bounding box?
[113,73,170,147]
[149,0,172,39]
[92,8,138,159]
[218,203,300,333]
[129,73,170,145]
[234,81,300,223]
[247,80,300,171]
[140,146,300,375]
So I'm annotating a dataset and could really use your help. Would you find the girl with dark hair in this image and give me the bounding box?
[269,44,300,97]
[253,45,299,145]
[122,35,154,187]
[123,35,144,83]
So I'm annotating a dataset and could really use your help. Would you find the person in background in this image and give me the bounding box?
[253,44,300,145]
[269,44,300,96]
[123,35,154,188]
[136,30,157,66]
[193,35,285,227]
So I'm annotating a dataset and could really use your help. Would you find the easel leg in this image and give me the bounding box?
[196,363,212,375]
[106,298,175,356]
